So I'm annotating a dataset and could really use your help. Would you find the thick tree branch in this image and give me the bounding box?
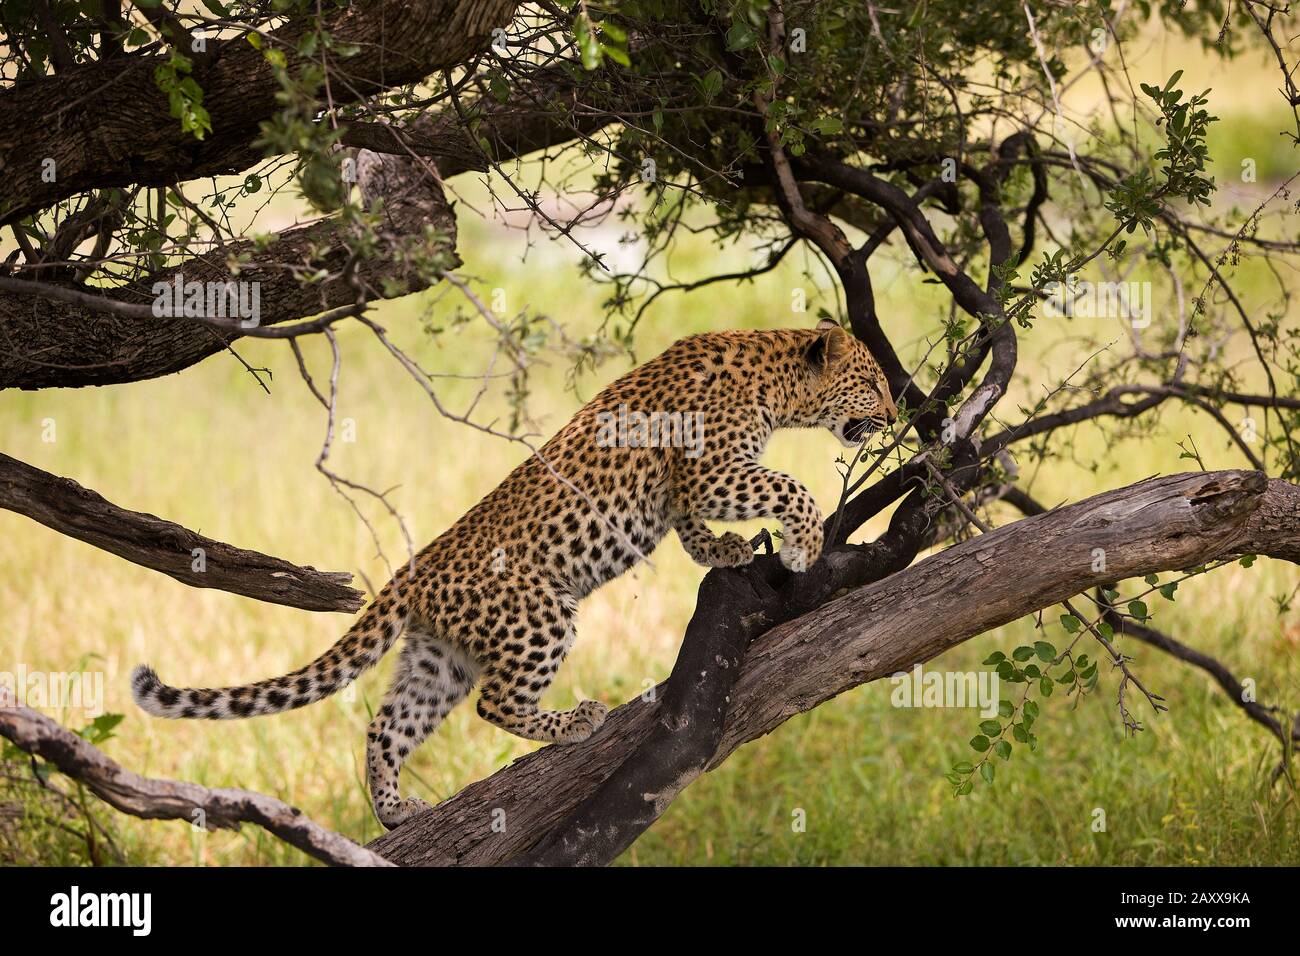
[344,64,618,179]
[0,0,522,226]
[0,452,363,613]
[0,149,457,390]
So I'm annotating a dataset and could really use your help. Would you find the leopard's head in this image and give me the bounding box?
[800,319,898,447]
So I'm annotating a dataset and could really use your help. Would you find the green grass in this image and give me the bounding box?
[627,603,1300,866]
[2,31,1298,867]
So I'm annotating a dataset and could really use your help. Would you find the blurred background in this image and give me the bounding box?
[2,24,1298,865]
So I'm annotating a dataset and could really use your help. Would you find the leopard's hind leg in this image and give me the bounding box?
[473,585,607,745]
[367,633,478,830]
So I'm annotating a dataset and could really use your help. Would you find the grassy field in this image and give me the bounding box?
[2,31,1298,867]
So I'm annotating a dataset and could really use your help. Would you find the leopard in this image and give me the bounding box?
[132,319,897,829]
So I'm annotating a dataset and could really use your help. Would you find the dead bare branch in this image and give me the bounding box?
[0,452,363,613]
[0,687,390,867]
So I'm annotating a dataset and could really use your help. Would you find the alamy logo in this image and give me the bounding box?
[49,886,151,936]
[1043,279,1152,328]
[594,403,705,459]
[0,665,103,716]
[152,274,261,328]
[890,664,1001,718]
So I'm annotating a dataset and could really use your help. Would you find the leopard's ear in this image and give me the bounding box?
[805,324,851,370]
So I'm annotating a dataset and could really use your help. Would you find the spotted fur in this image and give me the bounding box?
[133,321,896,828]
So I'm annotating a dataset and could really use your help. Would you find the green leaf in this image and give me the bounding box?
[1040,677,1054,696]
[994,740,1012,760]
[1023,700,1040,720]
[489,71,510,104]
[1144,573,1159,585]
[599,20,628,43]
[809,117,844,135]
[1035,641,1056,661]
[698,69,723,100]
[1012,645,1035,662]
[998,699,1014,718]
[575,15,601,70]
[80,713,125,745]
[983,651,1006,665]
[952,762,974,774]
[724,21,757,51]
[601,43,631,67]
[1159,582,1178,600]
[1240,554,1256,568]
[1127,599,1148,620]
[1059,614,1081,634]
[978,720,1002,737]
[970,734,991,752]
[980,762,995,783]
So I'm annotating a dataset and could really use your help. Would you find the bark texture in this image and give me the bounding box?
[0,452,363,612]
[0,0,521,225]
[0,147,456,390]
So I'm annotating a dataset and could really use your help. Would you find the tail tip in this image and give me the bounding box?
[131,664,162,710]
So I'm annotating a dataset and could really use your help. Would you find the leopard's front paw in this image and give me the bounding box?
[707,531,755,568]
[779,532,823,572]
[560,699,608,744]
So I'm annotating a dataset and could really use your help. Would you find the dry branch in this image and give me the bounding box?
[0,687,389,866]
[370,470,1300,866]
[0,452,363,612]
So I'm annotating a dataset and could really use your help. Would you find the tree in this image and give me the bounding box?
[1,0,1298,866]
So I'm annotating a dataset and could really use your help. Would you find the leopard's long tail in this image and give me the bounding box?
[131,584,409,720]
